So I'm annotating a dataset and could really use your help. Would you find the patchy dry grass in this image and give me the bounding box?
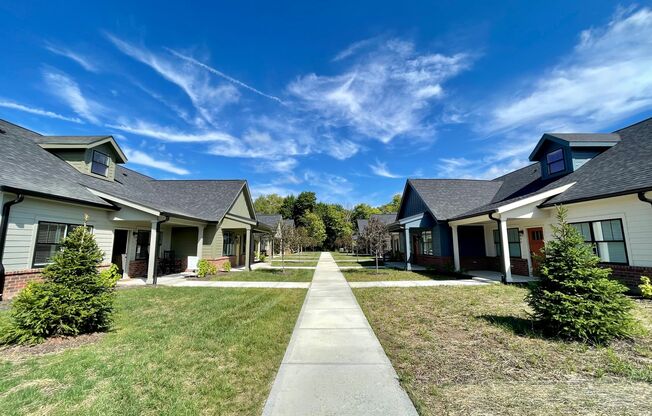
[354,285,652,416]
[0,287,305,415]
[343,268,463,282]
[202,268,314,282]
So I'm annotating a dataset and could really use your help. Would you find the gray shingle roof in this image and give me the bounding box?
[356,219,368,233]
[32,136,112,145]
[0,119,248,222]
[257,214,283,228]
[408,179,503,220]
[546,133,621,143]
[371,213,397,224]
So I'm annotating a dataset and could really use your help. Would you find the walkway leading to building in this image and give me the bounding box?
[262,252,418,416]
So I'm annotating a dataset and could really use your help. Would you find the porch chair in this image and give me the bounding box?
[180,256,199,278]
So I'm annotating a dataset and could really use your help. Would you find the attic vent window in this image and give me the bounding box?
[91,150,110,177]
[546,149,565,174]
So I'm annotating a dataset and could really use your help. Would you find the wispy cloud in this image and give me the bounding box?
[0,100,82,123]
[123,147,190,175]
[369,160,402,178]
[106,119,235,143]
[43,70,100,123]
[166,48,284,103]
[44,43,98,72]
[304,170,354,197]
[290,38,472,143]
[105,33,239,125]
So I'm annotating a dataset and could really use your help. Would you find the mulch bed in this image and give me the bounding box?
[0,332,105,362]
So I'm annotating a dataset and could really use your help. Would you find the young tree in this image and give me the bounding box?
[4,217,120,344]
[527,206,636,344]
[362,217,390,274]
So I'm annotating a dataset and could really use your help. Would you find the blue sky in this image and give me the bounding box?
[2,1,652,206]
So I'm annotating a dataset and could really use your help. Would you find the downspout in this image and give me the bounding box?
[488,212,507,284]
[0,193,25,300]
[638,191,652,208]
[152,215,170,286]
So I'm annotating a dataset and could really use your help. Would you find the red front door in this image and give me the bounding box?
[527,227,545,275]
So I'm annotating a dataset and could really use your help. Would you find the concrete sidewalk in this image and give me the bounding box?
[262,252,417,416]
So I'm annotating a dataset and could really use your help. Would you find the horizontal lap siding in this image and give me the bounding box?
[2,196,115,272]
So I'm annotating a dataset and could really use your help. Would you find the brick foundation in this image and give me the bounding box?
[2,264,111,300]
[601,264,652,291]
[511,258,529,276]
[414,254,454,271]
[460,256,500,272]
[204,257,231,271]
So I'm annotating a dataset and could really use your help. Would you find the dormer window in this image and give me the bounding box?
[546,149,565,174]
[91,150,110,177]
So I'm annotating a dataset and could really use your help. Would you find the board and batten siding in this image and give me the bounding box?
[2,196,115,272]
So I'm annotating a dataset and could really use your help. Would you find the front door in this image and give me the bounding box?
[527,227,545,275]
[111,229,129,273]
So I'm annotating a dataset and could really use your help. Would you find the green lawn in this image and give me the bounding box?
[354,285,652,415]
[0,287,306,415]
[277,252,322,260]
[329,252,374,261]
[270,260,318,267]
[336,260,384,268]
[343,268,460,282]
[202,268,314,282]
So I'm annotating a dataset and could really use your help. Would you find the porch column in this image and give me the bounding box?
[244,228,251,270]
[256,238,261,258]
[523,229,533,277]
[498,218,513,283]
[197,225,205,260]
[451,224,461,272]
[404,227,412,271]
[146,220,158,284]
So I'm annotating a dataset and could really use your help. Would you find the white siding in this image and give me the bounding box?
[2,196,115,271]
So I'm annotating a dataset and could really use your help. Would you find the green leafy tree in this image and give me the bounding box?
[294,192,317,225]
[253,194,284,214]
[4,218,119,344]
[302,211,326,249]
[322,204,350,249]
[378,194,401,214]
[351,203,381,222]
[527,207,636,344]
[279,195,296,220]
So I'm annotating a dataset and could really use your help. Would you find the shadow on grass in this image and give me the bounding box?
[478,314,546,339]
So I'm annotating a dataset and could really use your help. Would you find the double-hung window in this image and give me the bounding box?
[135,230,151,260]
[33,222,93,267]
[223,232,235,256]
[571,219,628,264]
[91,150,110,177]
[421,230,433,255]
[493,228,521,258]
[546,149,565,175]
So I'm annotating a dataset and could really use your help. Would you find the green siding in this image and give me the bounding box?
[229,191,253,218]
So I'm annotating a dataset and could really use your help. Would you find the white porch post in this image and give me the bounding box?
[245,228,251,270]
[146,220,158,284]
[404,227,412,271]
[451,224,461,272]
[197,225,205,260]
[499,218,513,283]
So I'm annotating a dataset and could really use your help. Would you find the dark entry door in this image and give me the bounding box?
[527,227,545,275]
[111,230,129,273]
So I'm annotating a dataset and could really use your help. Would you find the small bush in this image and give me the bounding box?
[2,220,118,345]
[640,276,652,299]
[223,261,231,272]
[100,264,122,285]
[527,206,636,344]
[197,259,217,278]
[259,254,267,263]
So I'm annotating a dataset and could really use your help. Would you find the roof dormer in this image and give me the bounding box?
[529,133,620,180]
[34,135,127,181]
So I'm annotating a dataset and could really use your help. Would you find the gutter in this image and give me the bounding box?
[488,212,507,284]
[638,191,652,208]
[152,215,170,286]
[0,193,25,300]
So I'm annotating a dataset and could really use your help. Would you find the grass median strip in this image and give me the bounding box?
[0,287,306,415]
[343,269,462,282]
[201,268,314,282]
[270,260,318,267]
[354,284,652,415]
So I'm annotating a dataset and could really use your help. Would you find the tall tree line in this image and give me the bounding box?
[254,192,401,250]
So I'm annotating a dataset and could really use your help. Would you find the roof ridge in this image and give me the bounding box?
[409,178,496,182]
[0,118,43,136]
[151,179,246,182]
[613,114,652,132]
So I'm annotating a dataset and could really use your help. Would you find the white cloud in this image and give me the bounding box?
[290,38,472,143]
[44,44,97,72]
[106,120,236,143]
[369,160,402,178]
[123,147,190,175]
[490,6,652,135]
[303,170,353,196]
[438,157,529,180]
[43,70,100,123]
[105,33,239,125]
[166,48,283,103]
[0,100,82,123]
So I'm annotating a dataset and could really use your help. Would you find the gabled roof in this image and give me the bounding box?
[0,119,252,222]
[257,214,283,228]
[528,133,620,161]
[371,213,397,224]
[356,219,368,233]
[33,135,128,163]
[406,179,503,221]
